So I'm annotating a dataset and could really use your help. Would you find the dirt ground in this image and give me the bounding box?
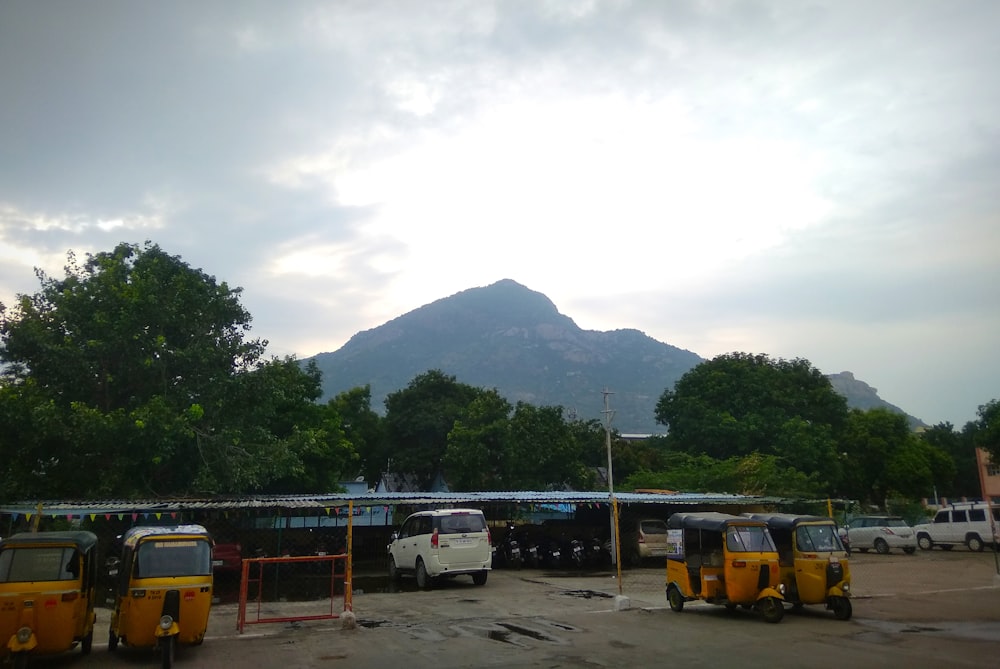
[19,548,1000,669]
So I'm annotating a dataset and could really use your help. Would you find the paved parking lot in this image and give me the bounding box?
[22,549,1000,669]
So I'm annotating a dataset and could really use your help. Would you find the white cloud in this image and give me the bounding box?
[1,0,998,427]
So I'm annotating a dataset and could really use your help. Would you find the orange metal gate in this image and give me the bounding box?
[236,553,350,633]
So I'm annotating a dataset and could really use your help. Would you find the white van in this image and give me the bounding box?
[387,509,492,588]
[913,502,1000,551]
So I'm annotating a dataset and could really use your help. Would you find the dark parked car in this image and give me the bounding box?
[212,542,243,571]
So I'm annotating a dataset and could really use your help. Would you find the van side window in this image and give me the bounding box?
[969,508,986,522]
[933,512,949,524]
[952,510,968,523]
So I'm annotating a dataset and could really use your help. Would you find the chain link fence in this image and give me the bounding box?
[5,500,996,610]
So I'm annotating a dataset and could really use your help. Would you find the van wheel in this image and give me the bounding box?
[830,597,852,621]
[667,584,684,612]
[757,597,784,624]
[415,558,432,589]
[874,538,890,554]
[472,571,488,586]
[917,534,933,550]
[108,630,118,652]
[967,535,984,552]
[388,555,399,581]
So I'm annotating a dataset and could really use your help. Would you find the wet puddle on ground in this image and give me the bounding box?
[857,618,1000,642]
[559,589,613,599]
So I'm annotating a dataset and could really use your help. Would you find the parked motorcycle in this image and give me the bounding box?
[583,535,609,568]
[495,523,523,569]
[515,528,541,568]
[567,537,586,568]
[537,537,563,568]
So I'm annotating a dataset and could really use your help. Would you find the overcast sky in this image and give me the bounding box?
[1,1,998,428]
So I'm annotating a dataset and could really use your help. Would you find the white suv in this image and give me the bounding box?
[387,509,492,588]
[913,503,1000,552]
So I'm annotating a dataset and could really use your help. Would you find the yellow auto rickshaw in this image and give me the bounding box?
[0,530,99,668]
[108,525,213,668]
[665,512,786,623]
[745,513,852,620]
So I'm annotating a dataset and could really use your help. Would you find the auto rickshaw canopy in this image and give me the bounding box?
[121,524,212,550]
[0,531,98,553]
[744,513,836,531]
[667,512,765,531]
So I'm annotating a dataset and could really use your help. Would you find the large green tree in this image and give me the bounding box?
[383,370,481,488]
[919,422,980,498]
[971,399,1000,465]
[654,352,849,490]
[329,385,386,486]
[0,242,351,497]
[505,402,592,490]
[839,408,954,506]
[443,389,513,490]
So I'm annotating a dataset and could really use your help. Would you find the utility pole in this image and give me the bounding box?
[602,388,616,566]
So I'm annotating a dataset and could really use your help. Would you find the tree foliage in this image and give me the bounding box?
[383,370,482,488]
[972,399,1000,465]
[919,422,980,498]
[0,242,354,498]
[654,352,848,490]
[839,408,954,506]
[443,389,513,490]
[330,385,387,487]
[622,452,822,498]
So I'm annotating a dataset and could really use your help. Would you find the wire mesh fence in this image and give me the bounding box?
[5,500,997,611]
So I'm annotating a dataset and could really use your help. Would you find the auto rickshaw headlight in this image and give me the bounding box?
[842,583,850,593]
[159,615,174,631]
[16,627,33,644]
[778,583,787,595]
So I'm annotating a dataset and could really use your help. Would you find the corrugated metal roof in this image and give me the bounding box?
[0,490,784,517]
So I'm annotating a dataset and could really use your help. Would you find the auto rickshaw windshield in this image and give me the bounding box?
[795,524,844,552]
[0,546,80,582]
[135,539,212,578]
[726,525,776,552]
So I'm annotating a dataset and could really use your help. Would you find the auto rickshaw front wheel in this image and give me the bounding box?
[81,629,93,654]
[666,584,685,612]
[830,597,853,621]
[757,597,784,623]
[160,635,176,669]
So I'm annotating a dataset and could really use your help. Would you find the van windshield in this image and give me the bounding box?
[726,525,776,553]
[135,539,212,578]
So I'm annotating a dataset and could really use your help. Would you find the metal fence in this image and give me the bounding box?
[6,501,997,610]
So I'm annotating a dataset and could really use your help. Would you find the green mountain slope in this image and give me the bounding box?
[305,279,923,432]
